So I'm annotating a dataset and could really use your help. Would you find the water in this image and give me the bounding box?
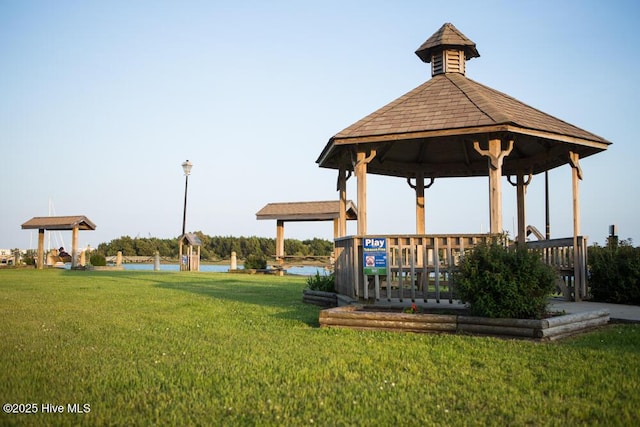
[121,263,329,276]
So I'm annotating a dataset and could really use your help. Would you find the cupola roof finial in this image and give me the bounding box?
[415,23,479,76]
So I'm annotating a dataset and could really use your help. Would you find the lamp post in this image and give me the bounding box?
[181,160,193,236]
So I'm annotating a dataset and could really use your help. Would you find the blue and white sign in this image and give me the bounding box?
[363,237,387,275]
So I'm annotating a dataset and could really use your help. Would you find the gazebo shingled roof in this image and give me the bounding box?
[317,23,610,179]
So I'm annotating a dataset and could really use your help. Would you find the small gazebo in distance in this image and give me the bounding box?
[21,215,96,269]
[256,200,357,268]
[179,232,201,271]
[316,23,610,302]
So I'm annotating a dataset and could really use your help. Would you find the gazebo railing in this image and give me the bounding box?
[334,234,588,303]
[525,236,588,300]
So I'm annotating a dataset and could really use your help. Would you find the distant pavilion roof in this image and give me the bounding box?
[21,215,96,231]
[256,200,357,222]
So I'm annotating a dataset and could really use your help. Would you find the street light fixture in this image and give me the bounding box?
[181,160,193,236]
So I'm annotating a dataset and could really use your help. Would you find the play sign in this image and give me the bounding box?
[363,237,387,275]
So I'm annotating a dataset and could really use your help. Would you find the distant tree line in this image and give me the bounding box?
[94,232,334,260]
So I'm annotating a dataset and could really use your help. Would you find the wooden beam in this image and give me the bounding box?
[406,174,434,234]
[179,241,184,271]
[37,228,44,270]
[508,172,532,246]
[415,173,425,234]
[569,151,582,301]
[276,220,285,260]
[474,139,513,234]
[545,170,551,239]
[71,226,79,268]
[337,166,347,237]
[355,149,376,235]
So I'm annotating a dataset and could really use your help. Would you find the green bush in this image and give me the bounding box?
[456,242,557,319]
[243,254,267,270]
[306,271,335,292]
[90,253,107,267]
[589,240,640,305]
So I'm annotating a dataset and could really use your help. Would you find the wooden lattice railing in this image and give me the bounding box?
[334,234,587,303]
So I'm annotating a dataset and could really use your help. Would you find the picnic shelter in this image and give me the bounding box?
[21,215,96,269]
[256,200,357,265]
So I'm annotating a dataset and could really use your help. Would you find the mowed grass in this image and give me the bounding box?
[1,269,639,426]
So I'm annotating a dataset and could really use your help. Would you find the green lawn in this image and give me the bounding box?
[1,269,639,426]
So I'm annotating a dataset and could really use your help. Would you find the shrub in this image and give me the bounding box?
[244,254,267,270]
[306,272,335,292]
[90,253,107,267]
[589,240,640,305]
[456,242,556,319]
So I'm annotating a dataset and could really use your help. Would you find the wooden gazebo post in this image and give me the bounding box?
[355,149,376,235]
[415,173,426,234]
[508,171,532,246]
[337,165,348,237]
[569,151,583,300]
[474,139,513,234]
[407,173,435,235]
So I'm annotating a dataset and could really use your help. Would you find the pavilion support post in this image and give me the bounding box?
[71,226,79,268]
[276,220,285,264]
[508,172,532,246]
[415,173,425,234]
[545,170,551,240]
[37,228,45,270]
[337,165,348,237]
[474,139,513,235]
[569,151,584,301]
[355,149,376,236]
[407,173,435,235]
[516,174,526,246]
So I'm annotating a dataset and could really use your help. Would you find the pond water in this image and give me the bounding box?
[121,263,329,276]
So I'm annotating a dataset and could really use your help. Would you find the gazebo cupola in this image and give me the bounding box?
[415,22,480,76]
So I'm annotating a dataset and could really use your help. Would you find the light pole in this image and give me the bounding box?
[181,160,193,236]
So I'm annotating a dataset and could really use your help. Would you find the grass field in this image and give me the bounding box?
[1,269,639,426]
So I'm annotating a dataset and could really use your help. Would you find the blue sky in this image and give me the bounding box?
[1,0,639,250]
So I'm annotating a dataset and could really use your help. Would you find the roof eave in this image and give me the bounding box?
[328,124,610,150]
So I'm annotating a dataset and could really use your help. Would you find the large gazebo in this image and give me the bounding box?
[316,23,610,302]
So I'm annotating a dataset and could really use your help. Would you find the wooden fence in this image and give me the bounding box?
[334,234,588,303]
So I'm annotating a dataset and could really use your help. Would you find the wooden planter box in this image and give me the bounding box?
[319,305,610,341]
